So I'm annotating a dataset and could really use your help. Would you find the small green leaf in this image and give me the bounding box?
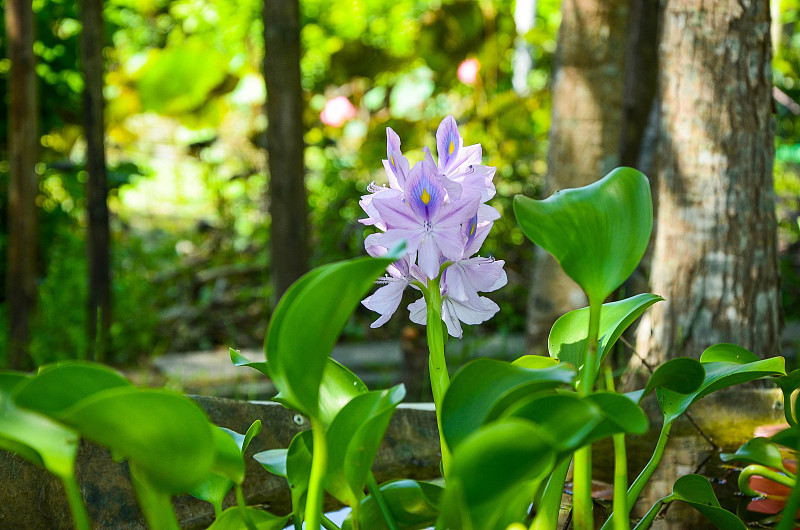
[437,419,556,530]
[343,479,443,530]
[325,385,406,507]
[514,167,652,304]
[511,356,560,369]
[230,348,270,378]
[441,358,575,451]
[205,506,290,530]
[720,437,789,473]
[13,361,132,415]
[189,426,247,509]
[582,391,649,443]
[669,475,746,530]
[548,294,663,372]
[700,343,761,364]
[657,353,785,425]
[253,448,288,478]
[265,253,400,420]
[56,387,216,493]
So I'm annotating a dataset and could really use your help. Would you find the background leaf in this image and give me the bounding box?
[343,479,443,530]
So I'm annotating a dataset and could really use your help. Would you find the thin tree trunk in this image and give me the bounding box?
[526,0,630,351]
[5,0,38,369]
[263,0,309,302]
[634,0,781,368]
[79,0,111,361]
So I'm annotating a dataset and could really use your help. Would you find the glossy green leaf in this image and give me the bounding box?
[657,352,785,425]
[57,387,215,493]
[548,294,663,372]
[720,437,789,473]
[0,391,78,480]
[582,391,649,443]
[206,506,290,530]
[13,361,132,415]
[437,419,556,530]
[232,349,368,427]
[441,358,575,451]
[700,343,760,364]
[343,479,443,530]
[265,253,399,420]
[772,427,800,449]
[253,448,288,478]
[635,357,706,402]
[511,355,560,369]
[514,167,652,304]
[220,419,262,455]
[325,385,406,507]
[641,475,746,530]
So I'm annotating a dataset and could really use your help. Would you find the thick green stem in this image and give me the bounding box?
[62,475,91,530]
[604,366,629,530]
[367,472,399,530]
[738,465,795,497]
[631,497,671,530]
[425,278,451,478]
[305,419,328,530]
[530,457,571,530]
[573,298,602,530]
[601,421,673,530]
[321,515,341,530]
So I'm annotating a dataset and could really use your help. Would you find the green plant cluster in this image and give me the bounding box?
[2,167,796,530]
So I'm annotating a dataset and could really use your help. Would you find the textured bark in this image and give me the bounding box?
[5,0,38,369]
[263,0,309,301]
[634,0,781,367]
[80,0,111,361]
[526,0,630,351]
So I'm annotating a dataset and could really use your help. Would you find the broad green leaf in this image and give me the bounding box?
[12,361,131,415]
[511,356,560,369]
[206,506,290,530]
[441,358,575,451]
[0,391,78,480]
[505,391,648,453]
[720,437,789,473]
[514,167,652,304]
[57,387,215,493]
[437,419,556,530]
[325,385,406,507]
[189,427,246,510]
[502,393,602,453]
[700,343,761,364]
[232,349,368,426]
[635,358,706,402]
[548,294,663,372]
[772,427,800,449]
[342,479,443,530]
[265,253,399,420]
[657,353,785,425]
[0,371,29,393]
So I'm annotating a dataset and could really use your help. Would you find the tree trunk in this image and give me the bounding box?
[79,0,111,361]
[5,0,38,369]
[634,0,781,368]
[526,0,630,351]
[263,0,309,302]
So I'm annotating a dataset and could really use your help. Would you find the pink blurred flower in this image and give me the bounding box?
[457,58,480,85]
[320,96,357,127]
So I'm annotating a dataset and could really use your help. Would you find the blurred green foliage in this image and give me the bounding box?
[0,0,798,365]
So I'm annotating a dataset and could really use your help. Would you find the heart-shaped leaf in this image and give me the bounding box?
[205,506,290,530]
[514,167,652,304]
[548,294,663,373]
[721,437,789,473]
[342,479,443,530]
[437,419,556,530]
[56,387,216,493]
[325,385,406,507]
[657,349,785,425]
[12,361,132,415]
[441,358,575,451]
[634,358,706,403]
[636,475,746,530]
[265,253,400,420]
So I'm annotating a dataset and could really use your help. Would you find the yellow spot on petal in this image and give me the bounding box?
[469,221,476,237]
[449,140,455,155]
[390,153,395,167]
[421,188,431,205]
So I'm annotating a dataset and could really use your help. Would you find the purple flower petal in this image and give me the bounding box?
[436,115,462,174]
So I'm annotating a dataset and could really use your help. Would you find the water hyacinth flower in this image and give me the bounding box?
[360,115,506,338]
